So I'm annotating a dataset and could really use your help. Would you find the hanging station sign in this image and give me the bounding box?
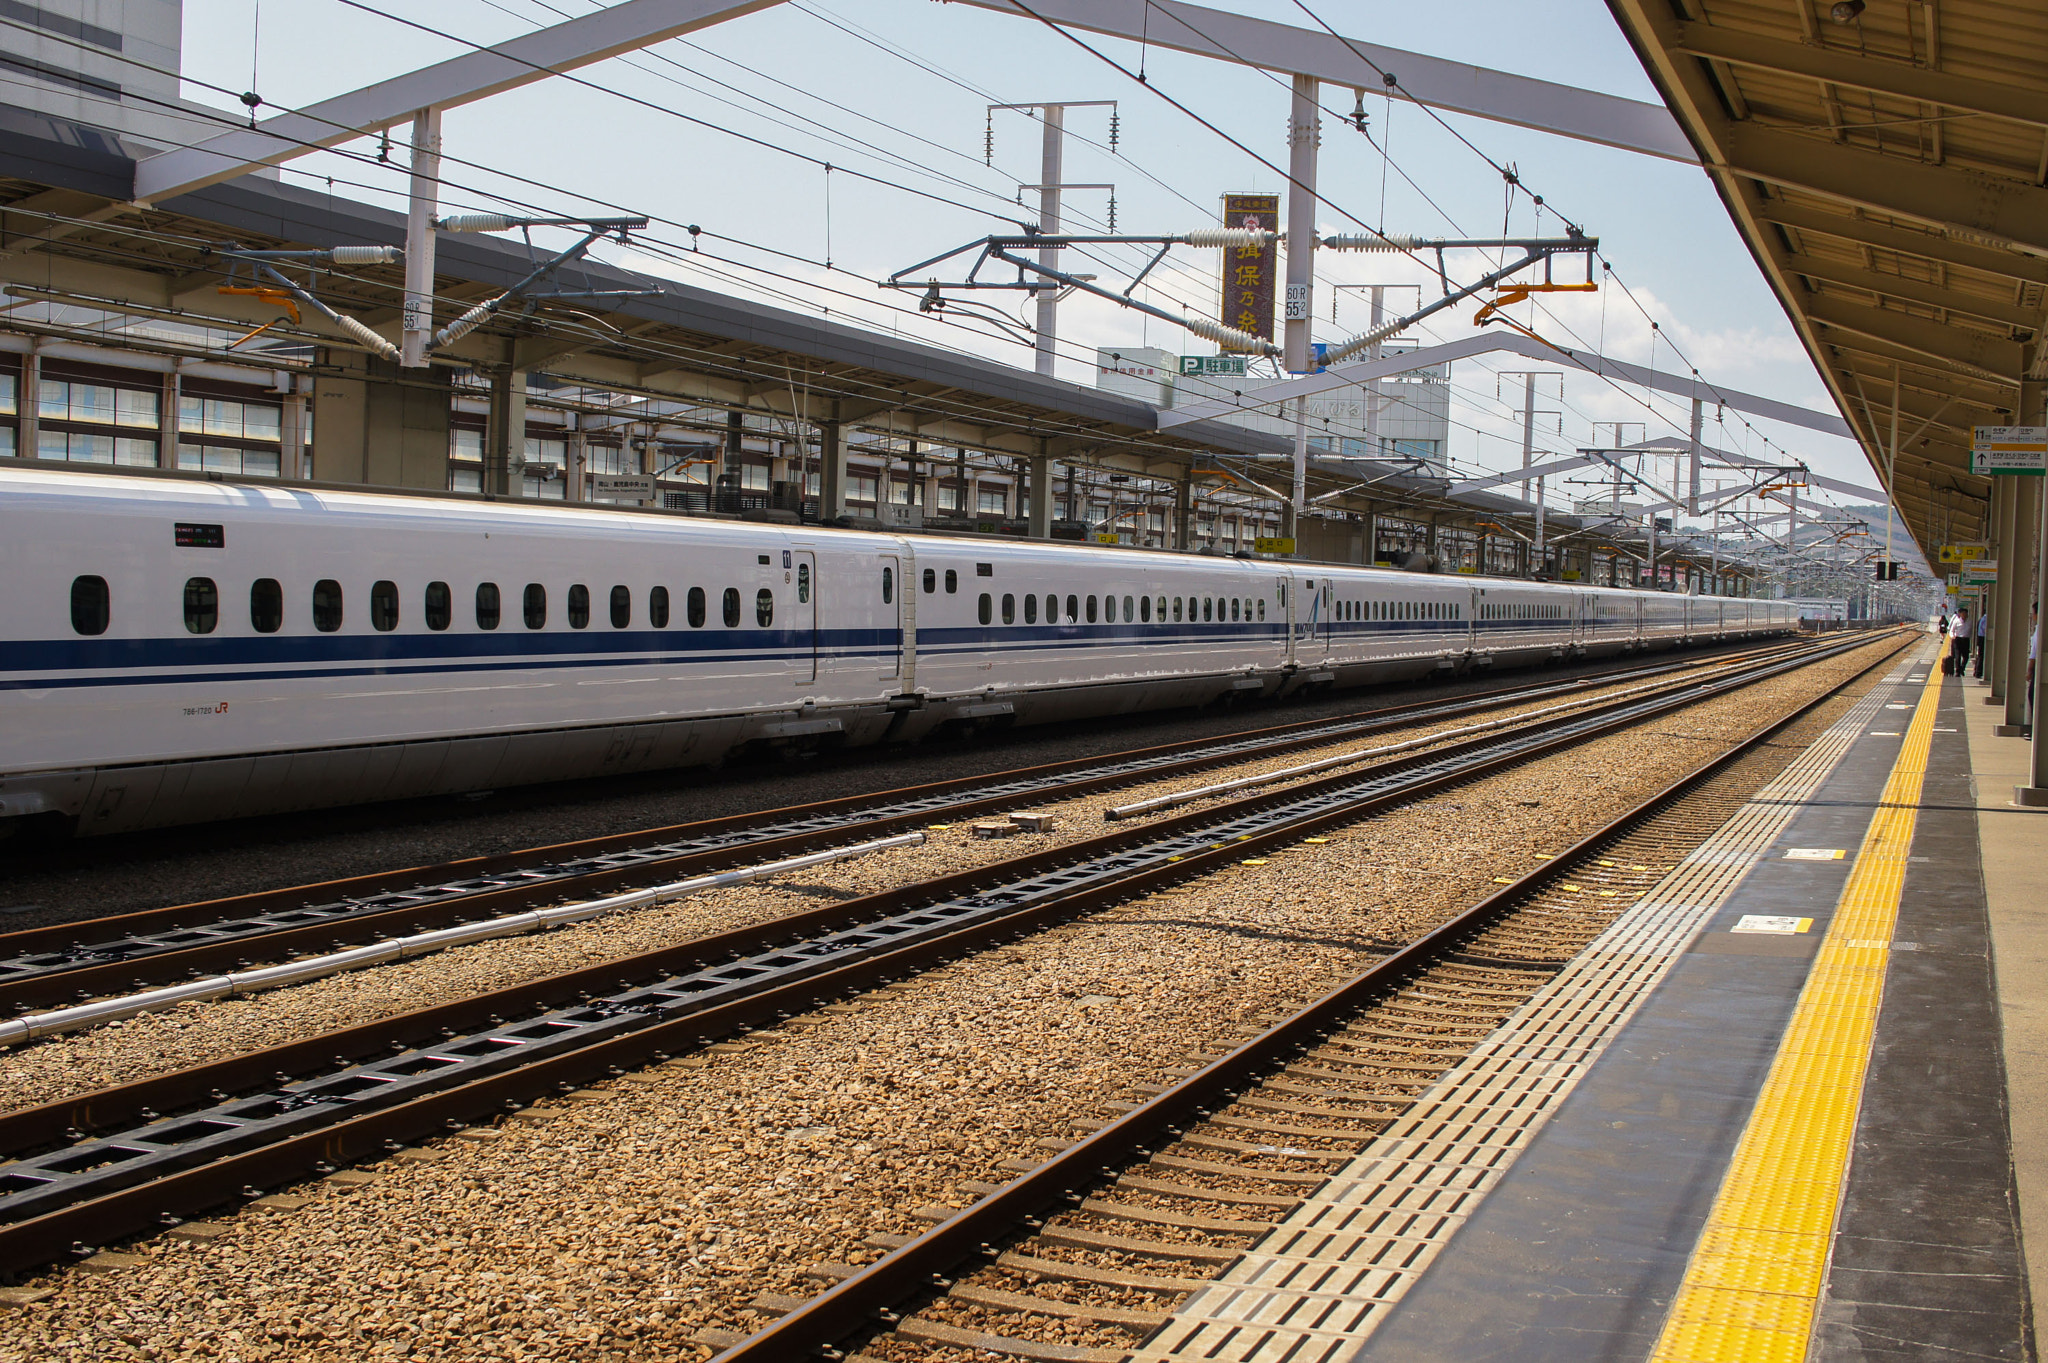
[1963,560,1999,586]
[1218,192,1279,344]
[1938,543,1991,563]
[1971,427,2048,476]
[591,474,656,502]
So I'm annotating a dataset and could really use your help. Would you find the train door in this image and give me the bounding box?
[1292,576,1326,656]
[877,551,909,686]
[788,548,818,684]
[876,540,917,691]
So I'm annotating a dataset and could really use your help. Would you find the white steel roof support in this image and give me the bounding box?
[400,108,441,369]
[132,0,783,204]
[1157,329,1856,440]
[955,0,1696,163]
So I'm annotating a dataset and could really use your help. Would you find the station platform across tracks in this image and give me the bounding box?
[1152,638,2038,1363]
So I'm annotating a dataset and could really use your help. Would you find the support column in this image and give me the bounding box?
[1034,106,1065,378]
[18,344,39,458]
[400,107,441,369]
[2029,453,2048,797]
[1028,450,1051,538]
[819,420,846,520]
[1175,474,1192,552]
[1687,396,1703,516]
[159,366,180,469]
[1281,73,1318,374]
[723,407,744,509]
[1990,478,2013,703]
[278,379,308,480]
[2000,475,2038,733]
[1286,396,1306,546]
[484,366,524,496]
[1998,474,2015,699]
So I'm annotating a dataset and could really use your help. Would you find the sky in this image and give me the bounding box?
[173,0,1887,527]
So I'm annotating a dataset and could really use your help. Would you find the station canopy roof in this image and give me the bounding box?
[1608,0,2048,559]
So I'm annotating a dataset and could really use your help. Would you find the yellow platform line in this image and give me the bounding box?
[1648,652,1943,1363]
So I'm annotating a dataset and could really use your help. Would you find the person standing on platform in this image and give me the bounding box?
[1949,606,1972,676]
[1977,610,1989,679]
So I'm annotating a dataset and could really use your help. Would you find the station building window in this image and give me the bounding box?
[178,389,283,478]
[449,426,484,493]
[523,437,568,500]
[36,373,162,467]
[977,487,1008,516]
[847,474,879,507]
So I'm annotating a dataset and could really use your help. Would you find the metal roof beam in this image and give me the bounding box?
[133,0,781,204]
[1805,293,2026,380]
[1672,22,2048,132]
[1721,122,2048,259]
[1792,260,2041,331]
[955,0,1695,163]
[1159,328,1855,439]
[1757,200,2048,286]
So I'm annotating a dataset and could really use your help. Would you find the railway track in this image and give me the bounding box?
[710,632,1915,1362]
[0,639,1816,1015]
[0,630,1902,1280]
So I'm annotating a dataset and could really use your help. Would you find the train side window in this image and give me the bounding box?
[882,567,894,604]
[609,585,631,629]
[756,588,774,627]
[1257,599,1265,621]
[1231,598,1241,623]
[476,582,501,630]
[1203,598,1213,623]
[1086,595,1098,624]
[945,569,958,594]
[424,581,451,631]
[1155,595,1166,622]
[370,580,399,632]
[1002,593,1016,624]
[1140,595,1151,623]
[1172,596,1183,623]
[523,583,546,630]
[1066,594,1079,623]
[797,564,810,604]
[250,578,283,633]
[182,577,218,634]
[70,575,110,635]
[687,586,706,628]
[568,584,590,629]
[313,579,344,632]
[722,587,741,628]
[1024,593,1038,625]
[978,592,992,625]
[650,586,670,628]
[923,567,936,594]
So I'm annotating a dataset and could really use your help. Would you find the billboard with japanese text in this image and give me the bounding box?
[1219,192,1279,345]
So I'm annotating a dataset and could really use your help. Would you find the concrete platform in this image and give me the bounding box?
[1318,638,2044,1362]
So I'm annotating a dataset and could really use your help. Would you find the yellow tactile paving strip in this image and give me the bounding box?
[1648,652,1943,1363]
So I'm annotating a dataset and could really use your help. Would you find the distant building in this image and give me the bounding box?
[1095,345,1450,473]
[3,1,229,150]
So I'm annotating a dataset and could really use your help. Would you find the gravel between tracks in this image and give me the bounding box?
[0,639,1900,1363]
[0,654,1776,1117]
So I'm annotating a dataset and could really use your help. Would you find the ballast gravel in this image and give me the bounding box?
[0,655,1765,1116]
[0,640,1899,1363]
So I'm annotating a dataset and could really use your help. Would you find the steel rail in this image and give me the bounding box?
[0,635,1899,1276]
[0,638,1845,1159]
[0,639,1815,1013]
[709,632,1918,1361]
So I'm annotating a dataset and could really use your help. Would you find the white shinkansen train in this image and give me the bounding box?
[0,467,1797,836]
